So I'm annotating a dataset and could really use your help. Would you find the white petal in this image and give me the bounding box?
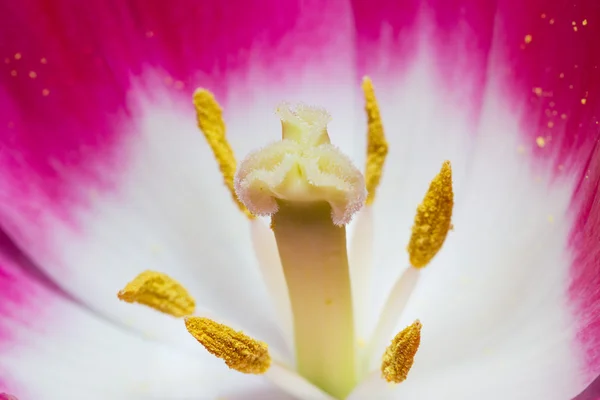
[361,52,585,398]
[0,252,282,399]
[355,347,580,400]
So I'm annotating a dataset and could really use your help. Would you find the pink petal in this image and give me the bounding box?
[0,231,50,394]
[570,141,600,381]
[573,373,600,400]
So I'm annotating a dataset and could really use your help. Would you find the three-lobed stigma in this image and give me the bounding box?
[234,102,366,226]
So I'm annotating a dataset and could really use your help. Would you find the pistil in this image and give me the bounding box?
[235,103,366,398]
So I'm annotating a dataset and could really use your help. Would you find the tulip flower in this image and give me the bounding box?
[0,1,599,399]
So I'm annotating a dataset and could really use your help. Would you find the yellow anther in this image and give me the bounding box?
[381,320,422,384]
[363,76,388,205]
[407,161,454,268]
[117,271,195,317]
[185,317,271,374]
[193,88,253,219]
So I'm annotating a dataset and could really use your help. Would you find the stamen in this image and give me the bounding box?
[362,77,388,205]
[185,317,271,374]
[117,271,195,317]
[407,161,454,268]
[366,268,419,377]
[193,88,253,219]
[381,320,422,384]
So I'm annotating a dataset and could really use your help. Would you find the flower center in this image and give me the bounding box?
[117,78,454,399]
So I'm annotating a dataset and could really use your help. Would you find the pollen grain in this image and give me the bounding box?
[407,161,454,268]
[193,88,253,219]
[381,320,422,383]
[363,77,389,205]
[185,317,271,374]
[117,270,195,317]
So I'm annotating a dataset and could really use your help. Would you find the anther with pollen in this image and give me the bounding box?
[185,317,271,374]
[193,89,253,219]
[363,77,389,205]
[117,271,195,318]
[407,161,454,268]
[381,320,422,383]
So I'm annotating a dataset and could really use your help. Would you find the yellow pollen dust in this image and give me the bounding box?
[193,89,253,219]
[381,320,422,384]
[407,161,454,268]
[363,76,389,205]
[117,270,195,317]
[185,317,271,374]
[536,136,546,147]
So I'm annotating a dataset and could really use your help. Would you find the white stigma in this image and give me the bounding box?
[234,102,366,225]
